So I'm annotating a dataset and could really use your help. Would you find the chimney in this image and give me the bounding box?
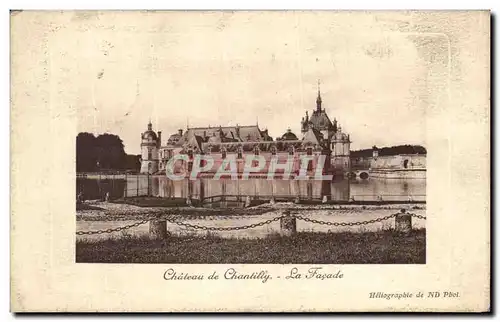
[178,129,183,136]
[158,131,162,147]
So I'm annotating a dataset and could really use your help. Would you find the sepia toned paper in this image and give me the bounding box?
[10,10,490,312]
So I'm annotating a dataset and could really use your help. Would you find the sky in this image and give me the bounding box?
[67,11,444,154]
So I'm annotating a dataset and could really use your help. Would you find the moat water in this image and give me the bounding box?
[76,175,426,202]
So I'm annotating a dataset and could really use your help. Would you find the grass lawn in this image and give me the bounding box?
[76,229,425,264]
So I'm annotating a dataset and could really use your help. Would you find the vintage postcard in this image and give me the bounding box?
[10,10,490,312]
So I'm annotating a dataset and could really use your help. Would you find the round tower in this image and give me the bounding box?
[140,121,160,174]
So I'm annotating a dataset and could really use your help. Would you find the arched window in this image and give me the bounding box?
[148,148,152,160]
[237,146,243,159]
[271,146,277,156]
[288,145,294,156]
[221,147,227,159]
[254,146,260,156]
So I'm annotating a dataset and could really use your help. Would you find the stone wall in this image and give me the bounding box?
[370,154,426,170]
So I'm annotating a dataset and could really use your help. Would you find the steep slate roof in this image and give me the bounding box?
[308,109,334,131]
[166,133,182,146]
[260,129,273,141]
[302,127,323,146]
[183,134,205,152]
[177,125,267,147]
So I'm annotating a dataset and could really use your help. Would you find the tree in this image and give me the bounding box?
[76,132,97,172]
[76,132,139,172]
[95,133,126,170]
[124,154,141,171]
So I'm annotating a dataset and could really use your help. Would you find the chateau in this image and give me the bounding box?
[140,87,351,176]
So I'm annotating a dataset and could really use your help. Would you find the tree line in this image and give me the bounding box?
[350,145,427,158]
[76,132,140,172]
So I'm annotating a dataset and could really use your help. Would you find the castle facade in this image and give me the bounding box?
[140,87,351,176]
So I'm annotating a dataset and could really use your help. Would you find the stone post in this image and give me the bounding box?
[395,209,412,233]
[322,195,328,204]
[270,197,276,205]
[245,196,251,208]
[280,210,296,236]
[294,196,300,204]
[149,219,168,239]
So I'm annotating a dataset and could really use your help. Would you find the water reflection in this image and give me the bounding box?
[77,175,426,202]
[349,178,425,200]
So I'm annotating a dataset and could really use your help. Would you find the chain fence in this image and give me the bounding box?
[164,216,283,232]
[76,211,426,236]
[293,213,399,227]
[76,219,150,235]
